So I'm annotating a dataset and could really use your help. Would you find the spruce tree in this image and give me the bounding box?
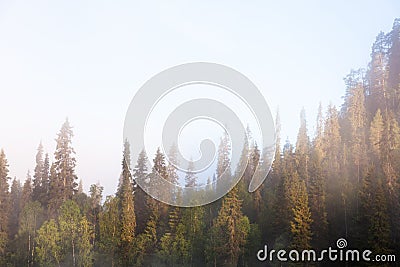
[295,108,310,186]
[208,186,250,266]
[0,149,10,257]
[288,171,313,250]
[32,143,44,203]
[185,159,197,188]
[360,167,391,254]
[20,171,33,211]
[53,119,78,202]
[88,183,103,249]
[369,109,384,159]
[8,178,21,242]
[118,141,136,265]
[133,149,149,234]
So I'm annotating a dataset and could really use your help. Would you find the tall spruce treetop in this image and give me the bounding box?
[40,153,50,206]
[314,103,324,150]
[118,141,136,264]
[217,131,231,179]
[296,108,310,156]
[134,149,149,186]
[32,142,44,201]
[167,144,179,185]
[296,108,310,185]
[388,19,400,112]
[54,119,78,201]
[323,105,342,172]
[368,31,389,115]
[152,148,168,179]
[185,159,197,188]
[273,110,282,174]
[150,148,169,200]
[0,149,9,203]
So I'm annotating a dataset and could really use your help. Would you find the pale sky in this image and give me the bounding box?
[0,0,399,197]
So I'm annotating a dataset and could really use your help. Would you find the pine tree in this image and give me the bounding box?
[323,105,349,238]
[369,109,384,159]
[295,108,310,186]
[133,149,149,234]
[380,110,400,249]
[135,195,159,265]
[117,141,136,265]
[345,80,367,183]
[287,171,313,250]
[182,204,205,266]
[53,119,78,202]
[308,107,328,248]
[0,149,10,257]
[32,142,44,203]
[39,153,50,208]
[8,178,21,242]
[271,109,282,188]
[360,167,391,254]
[250,143,262,219]
[217,132,231,179]
[149,148,168,230]
[208,186,250,266]
[167,144,179,186]
[367,31,388,116]
[21,171,33,211]
[88,182,103,249]
[387,19,400,113]
[185,159,197,188]
[235,129,252,222]
[159,206,190,266]
[272,141,296,243]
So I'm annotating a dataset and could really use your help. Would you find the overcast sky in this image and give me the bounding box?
[0,0,399,196]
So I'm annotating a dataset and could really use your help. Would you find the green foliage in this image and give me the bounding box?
[3,18,400,266]
[77,216,94,267]
[59,200,81,266]
[98,196,120,265]
[207,186,250,266]
[35,219,61,266]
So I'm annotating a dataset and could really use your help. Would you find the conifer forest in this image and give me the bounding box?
[0,19,400,267]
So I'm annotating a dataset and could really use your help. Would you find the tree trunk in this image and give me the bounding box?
[72,240,76,267]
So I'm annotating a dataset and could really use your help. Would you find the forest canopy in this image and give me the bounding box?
[0,18,399,266]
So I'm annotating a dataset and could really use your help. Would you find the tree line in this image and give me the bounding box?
[0,18,399,266]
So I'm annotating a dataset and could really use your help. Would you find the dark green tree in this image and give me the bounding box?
[0,149,10,259]
[117,141,136,265]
